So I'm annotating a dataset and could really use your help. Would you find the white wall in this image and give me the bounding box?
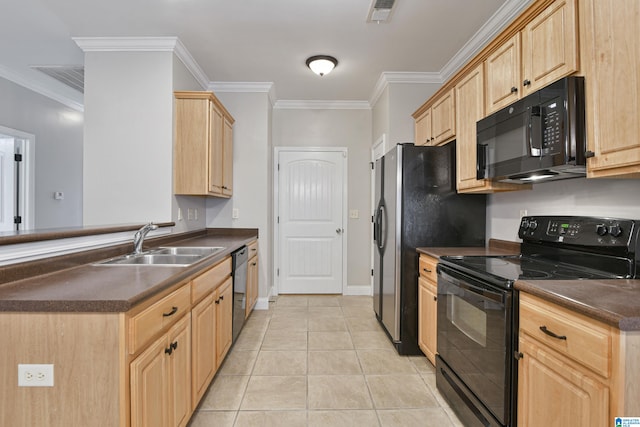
[83,51,174,225]
[488,178,640,241]
[388,82,440,146]
[0,77,83,229]
[272,107,372,292]
[206,91,273,302]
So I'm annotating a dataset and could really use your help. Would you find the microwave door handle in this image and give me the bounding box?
[477,143,488,179]
[528,106,542,157]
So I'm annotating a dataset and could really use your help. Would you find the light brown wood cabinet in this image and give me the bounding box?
[580,0,640,178]
[174,91,235,197]
[485,0,578,115]
[130,313,191,427]
[245,240,259,318]
[414,89,455,146]
[454,64,526,193]
[190,294,216,408]
[215,278,233,367]
[517,293,640,425]
[418,254,438,365]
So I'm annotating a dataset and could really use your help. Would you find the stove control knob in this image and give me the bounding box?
[528,220,538,231]
[596,224,608,236]
[609,224,623,237]
[520,219,529,229]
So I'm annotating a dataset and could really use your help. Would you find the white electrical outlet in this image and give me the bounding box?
[177,208,183,221]
[520,209,528,218]
[232,208,239,219]
[18,364,54,387]
[349,209,359,219]
[187,208,193,220]
[194,209,198,220]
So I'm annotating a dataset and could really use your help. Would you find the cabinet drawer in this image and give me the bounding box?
[519,293,611,377]
[129,285,191,354]
[247,240,258,260]
[419,255,438,283]
[191,257,232,304]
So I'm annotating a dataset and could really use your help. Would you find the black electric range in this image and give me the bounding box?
[435,216,639,427]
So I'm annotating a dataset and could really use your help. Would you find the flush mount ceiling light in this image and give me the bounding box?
[306,55,338,76]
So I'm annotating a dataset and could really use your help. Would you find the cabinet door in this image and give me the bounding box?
[431,89,455,145]
[167,315,191,427]
[246,256,258,318]
[222,117,233,196]
[209,105,224,195]
[174,97,210,195]
[418,277,437,366]
[485,33,521,115]
[191,294,216,408]
[455,65,486,191]
[517,335,609,427]
[415,109,432,146]
[130,336,169,427]
[521,0,578,96]
[216,278,233,367]
[581,0,640,178]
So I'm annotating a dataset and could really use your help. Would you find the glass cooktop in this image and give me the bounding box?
[439,255,620,284]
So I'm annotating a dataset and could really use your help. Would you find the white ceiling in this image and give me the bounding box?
[0,0,532,106]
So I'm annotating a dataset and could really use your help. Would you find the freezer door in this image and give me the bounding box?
[381,147,400,340]
[372,157,384,319]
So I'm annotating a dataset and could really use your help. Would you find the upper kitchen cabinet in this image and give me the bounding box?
[485,0,578,115]
[174,91,235,197]
[455,64,526,193]
[413,88,455,146]
[580,0,640,178]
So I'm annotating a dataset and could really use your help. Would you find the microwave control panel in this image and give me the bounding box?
[540,98,563,155]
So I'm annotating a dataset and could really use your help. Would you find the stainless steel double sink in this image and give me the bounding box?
[95,246,225,267]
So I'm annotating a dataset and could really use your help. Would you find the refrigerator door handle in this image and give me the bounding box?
[378,205,386,250]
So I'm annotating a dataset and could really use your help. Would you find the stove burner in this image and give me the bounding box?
[520,269,552,279]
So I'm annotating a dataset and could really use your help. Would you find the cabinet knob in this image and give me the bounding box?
[510,86,518,93]
[215,298,220,304]
[165,346,173,356]
[585,150,595,158]
[523,79,531,87]
[514,351,524,360]
[433,296,437,302]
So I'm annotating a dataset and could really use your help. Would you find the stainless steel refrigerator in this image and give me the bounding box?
[373,142,486,355]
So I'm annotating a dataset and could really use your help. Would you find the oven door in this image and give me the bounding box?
[437,264,514,426]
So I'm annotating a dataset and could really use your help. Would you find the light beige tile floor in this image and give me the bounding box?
[188,295,464,427]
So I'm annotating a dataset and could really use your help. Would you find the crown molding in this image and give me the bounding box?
[0,65,84,112]
[208,81,277,105]
[274,100,371,110]
[440,0,533,80]
[73,36,210,89]
[369,71,442,106]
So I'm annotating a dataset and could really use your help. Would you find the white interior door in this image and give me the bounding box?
[0,138,16,232]
[277,149,345,294]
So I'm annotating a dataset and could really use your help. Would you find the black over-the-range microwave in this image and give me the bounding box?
[476,76,587,184]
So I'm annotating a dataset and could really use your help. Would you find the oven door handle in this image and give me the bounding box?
[439,269,505,304]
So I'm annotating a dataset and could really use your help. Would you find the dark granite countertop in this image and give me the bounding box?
[0,229,257,313]
[417,239,521,258]
[515,279,640,331]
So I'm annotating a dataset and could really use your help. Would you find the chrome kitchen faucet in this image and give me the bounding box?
[133,223,158,254]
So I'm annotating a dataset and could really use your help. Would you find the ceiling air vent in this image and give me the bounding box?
[30,65,84,93]
[367,0,397,23]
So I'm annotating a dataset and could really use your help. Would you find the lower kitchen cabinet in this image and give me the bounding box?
[130,313,191,427]
[191,294,216,407]
[215,278,233,368]
[517,292,640,425]
[418,254,438,365]
[245,240,259,318]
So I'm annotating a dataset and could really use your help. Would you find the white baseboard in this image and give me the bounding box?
[343,285,373,296]
[254,297,270,310]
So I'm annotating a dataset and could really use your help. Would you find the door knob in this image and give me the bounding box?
[336,228,343,234]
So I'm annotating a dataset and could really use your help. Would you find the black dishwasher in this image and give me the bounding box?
[231,246,248,342]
